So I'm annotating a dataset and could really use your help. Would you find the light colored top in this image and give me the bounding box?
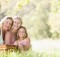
[0,28,4,44]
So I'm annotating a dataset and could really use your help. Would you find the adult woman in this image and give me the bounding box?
[0,16,13,44]
[5,16,22,45]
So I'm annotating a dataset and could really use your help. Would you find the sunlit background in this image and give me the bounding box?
[0,0,56,39]
[0,0,60,39]
[0,0,60,57]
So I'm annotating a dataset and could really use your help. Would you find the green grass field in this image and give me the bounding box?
[0,49,60,57]
[0,39,60,57]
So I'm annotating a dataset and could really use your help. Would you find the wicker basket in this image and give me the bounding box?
[0,44,17,51]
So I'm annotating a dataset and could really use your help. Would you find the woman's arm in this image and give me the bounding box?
[14,41,18,46]
[5,31,11,44]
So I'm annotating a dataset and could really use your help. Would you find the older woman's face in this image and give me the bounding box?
[12,19,21,30]
[2,19,13,31]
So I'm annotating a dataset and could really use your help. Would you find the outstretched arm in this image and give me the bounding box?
[5,31,11,44]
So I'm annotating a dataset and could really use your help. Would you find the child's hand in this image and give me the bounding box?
[18,41,27,45]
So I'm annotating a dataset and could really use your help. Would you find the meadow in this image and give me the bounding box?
[0,39,60,57]
[0,48,60,57]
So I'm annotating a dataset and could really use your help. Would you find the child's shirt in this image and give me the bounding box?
[14,37,30,48]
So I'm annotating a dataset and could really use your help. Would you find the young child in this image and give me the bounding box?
[14,26,31,51]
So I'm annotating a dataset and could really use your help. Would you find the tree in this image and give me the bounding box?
[0,0,51,39]
[48,0,60,38]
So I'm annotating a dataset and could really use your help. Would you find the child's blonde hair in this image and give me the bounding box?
[17,26,28,39]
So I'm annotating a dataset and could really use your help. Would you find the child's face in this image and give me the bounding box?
[12,19,21,30]
[2,19,12,31]
[18,28,26,38]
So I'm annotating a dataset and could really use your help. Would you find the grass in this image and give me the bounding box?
[0,49,60,57]
[0,39,60,57]
[0,49,38,57]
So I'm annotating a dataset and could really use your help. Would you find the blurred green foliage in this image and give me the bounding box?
[0,0,60,39]
[48,0,60,38]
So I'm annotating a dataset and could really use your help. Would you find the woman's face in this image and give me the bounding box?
[12,19,21,30]
[18,28,26,38]
[2,19,13,31]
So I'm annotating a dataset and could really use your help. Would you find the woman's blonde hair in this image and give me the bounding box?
[0,16,13,27]
[0,16,13,41]
[13,16,22,25]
